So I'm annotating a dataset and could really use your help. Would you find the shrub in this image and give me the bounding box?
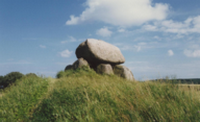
[25,73,38,77]
[0,76,3,81]
[56,66,94,78]
[56,71,66,78]
[0,76,4,89]
[2,72,24,88]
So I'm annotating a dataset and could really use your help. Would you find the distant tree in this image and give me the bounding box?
[2,72,24,88]
[0,76,4,89]
[0,76,4,83]
[26,73,38,77]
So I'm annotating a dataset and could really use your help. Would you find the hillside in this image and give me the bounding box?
[0,68,200,121]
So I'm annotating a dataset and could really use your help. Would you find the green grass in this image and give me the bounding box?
[0,75,49,121]
[1,68,200,121]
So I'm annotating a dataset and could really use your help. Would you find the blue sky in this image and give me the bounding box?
[0,0,200,80]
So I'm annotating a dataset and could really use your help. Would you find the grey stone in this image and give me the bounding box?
[113,65,135,81]
[76,39,125,67]
[73,58,89,70]
[96,64,114,75]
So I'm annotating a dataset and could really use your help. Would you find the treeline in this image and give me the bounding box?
[152,78,200,84]
[0,72,37,89]
[177,78,200,84]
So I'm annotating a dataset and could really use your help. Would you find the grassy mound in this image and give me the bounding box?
[1,68,200,121]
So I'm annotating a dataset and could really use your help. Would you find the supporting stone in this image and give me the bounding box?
[96,64,114,75]
[72,58,89,70]
[113,65,135,81]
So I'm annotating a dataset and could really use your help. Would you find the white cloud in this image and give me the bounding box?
[114,42,147,52]
[184,44,200,58]
[135,46,141,52]
[168,50,174,56]
[135,42,147,52]
[61,36,77,44]
[66,15,79,25]
[96,27,112,37]
[114,43,133,50]
[66,0,169,27]
[143,24,158,31]
[154,36,161,40]
[39,45,46,48]
[118,28,125,33]
[60,49,73,58]
[143,15,200,34]
[184,49,200,58]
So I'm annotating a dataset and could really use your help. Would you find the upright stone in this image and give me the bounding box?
[76,39,125,67]
[96,64,114,75]
[113,65,135,81]
[73,58,89,70]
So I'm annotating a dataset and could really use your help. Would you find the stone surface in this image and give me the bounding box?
[113,65,135,81]
[64,65,73,71]
[72,58,89,70]
[76,39,125,67]
[96,64,114,75]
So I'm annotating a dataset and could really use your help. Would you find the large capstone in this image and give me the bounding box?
[76,39,125,67]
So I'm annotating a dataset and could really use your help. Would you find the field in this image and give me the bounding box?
[178,84,200,89]
[0,68,200,121]
[178,84,200,100]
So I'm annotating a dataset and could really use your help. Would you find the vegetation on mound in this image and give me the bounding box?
[0,76,49,121]
[25,73,38,78]
[56,66,95,78]
[1,68,200,121]
[0,72,24,89]
[0,72,38,89]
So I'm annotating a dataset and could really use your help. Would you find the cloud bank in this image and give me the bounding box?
[66,0,169,27]
[143,15,200,34]
[184,49,200,58]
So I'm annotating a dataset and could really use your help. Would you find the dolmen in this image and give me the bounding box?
[65,38,135,81]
